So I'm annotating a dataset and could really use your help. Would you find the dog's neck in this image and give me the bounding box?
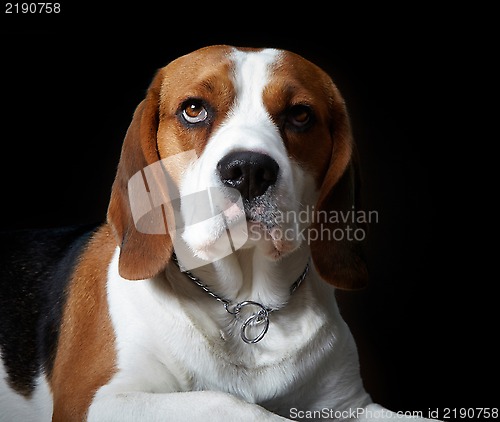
[169,244,311,313]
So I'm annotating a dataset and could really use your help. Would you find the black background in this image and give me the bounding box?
[1,4,496,418]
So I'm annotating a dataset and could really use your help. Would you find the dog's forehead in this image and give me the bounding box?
[158,45,327,101]
[162,44,310,74]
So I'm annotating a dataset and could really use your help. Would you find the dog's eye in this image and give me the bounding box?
[181,100,208,123]
[286,105,313,129]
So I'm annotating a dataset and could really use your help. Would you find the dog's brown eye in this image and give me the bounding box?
[182,100,208,123]
[287,105,313,128]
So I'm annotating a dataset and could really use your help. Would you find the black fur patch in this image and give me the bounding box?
[0,223,99,397]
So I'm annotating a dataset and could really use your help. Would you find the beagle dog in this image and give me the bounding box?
[0,45,438,421]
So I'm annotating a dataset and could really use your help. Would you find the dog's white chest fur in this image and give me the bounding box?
[104,249,355,403]
[99,248,369,416]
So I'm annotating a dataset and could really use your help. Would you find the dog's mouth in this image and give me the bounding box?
[178,186,301,266]
[243,189,283,231]
[241,189,302,258]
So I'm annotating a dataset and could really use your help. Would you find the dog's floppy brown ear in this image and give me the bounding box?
[309,85,368,290]
[107,70,173,280]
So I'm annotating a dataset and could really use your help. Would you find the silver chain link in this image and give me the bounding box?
[171,253,310,344]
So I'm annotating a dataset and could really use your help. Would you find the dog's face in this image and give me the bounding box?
[108,45,367,289]
[160,47,333,262]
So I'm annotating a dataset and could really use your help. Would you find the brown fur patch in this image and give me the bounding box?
[264,50,367,290]
[108,46,237,281]
[50,224,117,421]
[157,45,236,158]
[263,51,338,188]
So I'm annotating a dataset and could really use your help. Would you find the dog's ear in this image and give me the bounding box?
[309,84,368,290]
[107,70,173,280]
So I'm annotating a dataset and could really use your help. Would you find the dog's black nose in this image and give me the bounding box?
[217,151,279,201]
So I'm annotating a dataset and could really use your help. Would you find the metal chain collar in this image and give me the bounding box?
[171,253,310,344]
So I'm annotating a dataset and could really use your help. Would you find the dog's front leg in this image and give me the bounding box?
[87,390,294,422]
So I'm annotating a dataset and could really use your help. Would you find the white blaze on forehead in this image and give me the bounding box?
[229,48,281,122]
[209,47,286,160]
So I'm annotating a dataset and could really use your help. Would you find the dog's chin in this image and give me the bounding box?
[179,214,248,264]
[180,217,301,264]
[179,188,302,263]
[246,220,301,261]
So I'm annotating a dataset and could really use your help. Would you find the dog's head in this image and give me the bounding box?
[107,45,367,290]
